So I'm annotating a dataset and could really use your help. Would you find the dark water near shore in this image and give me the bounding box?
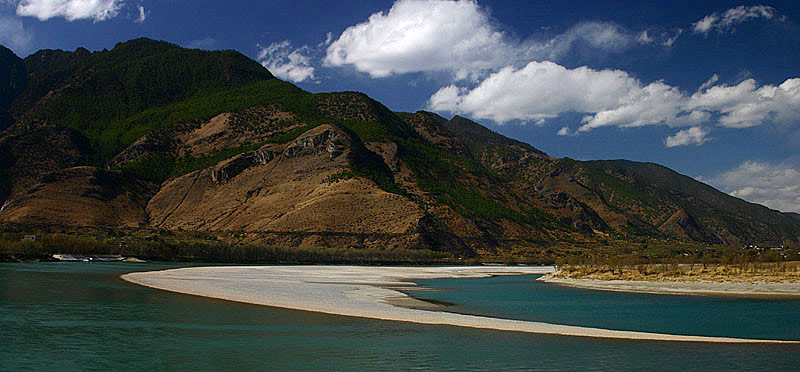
[2,263,799,371]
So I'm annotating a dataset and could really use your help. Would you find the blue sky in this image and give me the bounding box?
[1,0,799,212]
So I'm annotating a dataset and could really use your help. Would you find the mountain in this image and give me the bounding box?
[0,45,26,131]
[1,38,798,258]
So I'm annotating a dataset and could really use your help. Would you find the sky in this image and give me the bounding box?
[1,0,799,213]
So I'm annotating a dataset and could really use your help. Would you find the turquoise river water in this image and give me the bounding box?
[2,262,799,371]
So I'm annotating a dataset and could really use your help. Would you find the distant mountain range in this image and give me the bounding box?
[1,38,798,256]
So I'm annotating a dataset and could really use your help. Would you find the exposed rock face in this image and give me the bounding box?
[283,128,343,158]
[0,166,156,227]
[210,147,280,184]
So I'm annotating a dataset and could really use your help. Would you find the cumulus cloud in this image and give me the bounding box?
[664,126,710,147]
[0,14,33,53]
[15,0,123,21]
[429,60,800,134]
[693,5,776,35]
[258,40,316,83]
[323,0,653,79]
[324,0,511,79]
[708,161,800,213]
[429,61,707,127]
[689,78,800,128]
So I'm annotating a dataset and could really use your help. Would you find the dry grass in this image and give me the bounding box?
[555,262,800,283]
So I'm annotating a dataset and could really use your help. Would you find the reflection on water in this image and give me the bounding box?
[1,263,798,371]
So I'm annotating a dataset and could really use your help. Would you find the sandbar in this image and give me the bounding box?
[121,266,797,344]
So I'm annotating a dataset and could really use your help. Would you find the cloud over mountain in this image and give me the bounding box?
[0,14,33,53]
[258,40,316,83]
[15,0,123,21]
[708,160,800,213]
[429,60,800,137]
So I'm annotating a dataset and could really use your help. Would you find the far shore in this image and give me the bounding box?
[539,275,800,298]
[121,265,798,344]
[544,262,800,298]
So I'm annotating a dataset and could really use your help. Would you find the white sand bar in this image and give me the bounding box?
[121,266,797,344]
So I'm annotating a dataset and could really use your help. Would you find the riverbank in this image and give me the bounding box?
[542,262,800,298]
[121,266,797,343]
[540,275,800,298]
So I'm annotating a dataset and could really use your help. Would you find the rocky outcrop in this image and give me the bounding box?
[283,128,344,159]
[210,147,280,184]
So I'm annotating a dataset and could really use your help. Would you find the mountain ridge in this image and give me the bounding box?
[1,38,798,258]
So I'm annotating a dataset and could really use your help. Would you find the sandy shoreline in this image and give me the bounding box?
[121,266,798,344]
[541,275,800,298]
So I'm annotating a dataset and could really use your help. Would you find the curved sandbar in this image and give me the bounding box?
[121,266,797,344]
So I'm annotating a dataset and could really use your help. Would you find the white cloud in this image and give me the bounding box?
[16,0,123,22]
[692,5,776,35]
[537,21,635,60]
[324,0,511,79]
[430,62,641,123]
[429,60,800,134]
[429,61,707,127]
[664,126,710,147]
[323,0,649,79]
[637,30,653,44]
[579,81,707,131]
[0,14,33,53]
[637,28,683,47]
[257,40,316,83]
[689,78,800,128]
[133,4,145,23]
[698,74,719,91]
[662,29,683,47]
[556,127,574,136]
[708,160,800,213]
